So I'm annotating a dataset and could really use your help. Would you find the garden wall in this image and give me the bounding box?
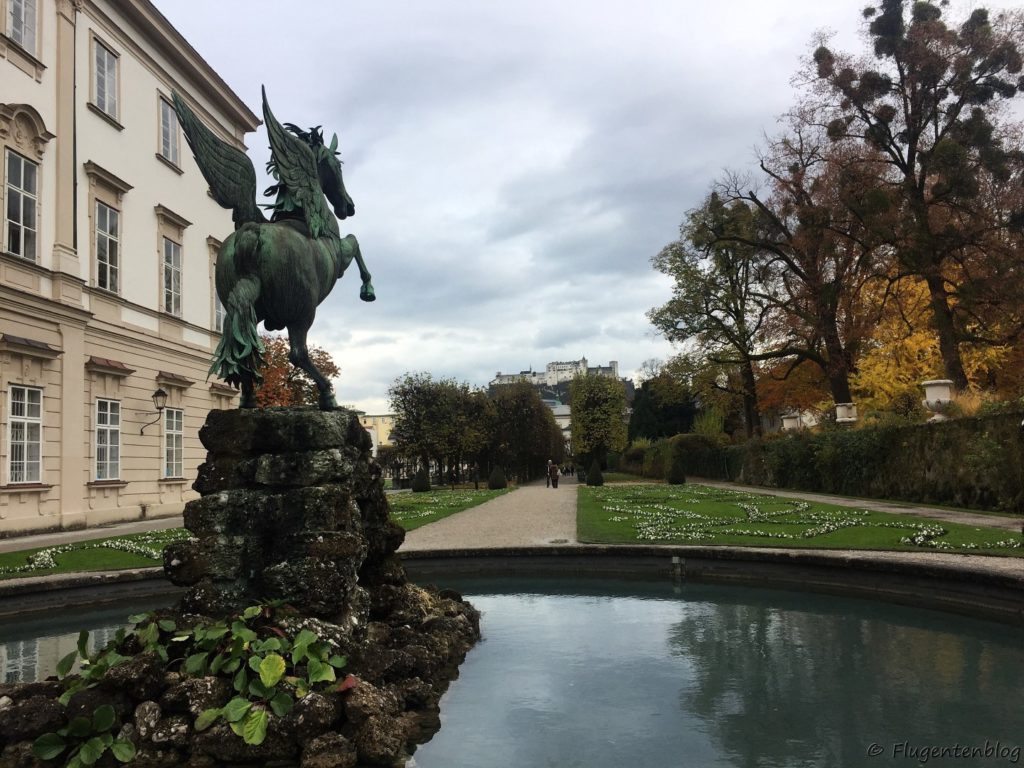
[619,411,1024,513]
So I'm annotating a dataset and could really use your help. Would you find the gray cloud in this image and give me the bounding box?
[160,0,1021,412]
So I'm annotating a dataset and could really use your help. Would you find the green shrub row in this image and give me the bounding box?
[619,411,1024,512]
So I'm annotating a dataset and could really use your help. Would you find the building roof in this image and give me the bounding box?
[120,1,261,132]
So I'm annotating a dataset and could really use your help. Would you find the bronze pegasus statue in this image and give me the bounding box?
[173,87,374,410]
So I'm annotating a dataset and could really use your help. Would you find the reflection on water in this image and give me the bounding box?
[0,600,161,683]
[408,577,1024,768]
[1,580,1021,768]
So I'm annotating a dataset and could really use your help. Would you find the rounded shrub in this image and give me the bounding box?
[488,467,507,490]
[586,459,604,487]
[411,467,431,493]
[666,445,687,485]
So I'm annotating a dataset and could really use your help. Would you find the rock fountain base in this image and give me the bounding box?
[0,408,480,767]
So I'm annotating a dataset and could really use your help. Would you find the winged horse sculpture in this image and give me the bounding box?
[173,87,374,410]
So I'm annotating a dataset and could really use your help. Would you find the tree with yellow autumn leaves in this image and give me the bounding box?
[651,1,1024,433]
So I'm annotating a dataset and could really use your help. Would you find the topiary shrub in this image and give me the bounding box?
[411,467,431,493]
[666,443,687,485]
[586,459,604,486]
[487,467,507,490]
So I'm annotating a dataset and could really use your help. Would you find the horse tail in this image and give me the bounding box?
[210,229,264,387]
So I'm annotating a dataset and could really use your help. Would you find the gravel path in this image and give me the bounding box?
[401,477,578,551]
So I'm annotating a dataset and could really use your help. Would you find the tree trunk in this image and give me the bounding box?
[923,272,969,390]
[740,360,762,438]
[821,322,853,404]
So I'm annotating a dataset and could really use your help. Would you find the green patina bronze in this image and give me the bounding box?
[173,87,374,410]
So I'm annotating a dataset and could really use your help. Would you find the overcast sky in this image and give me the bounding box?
[159,1,1018,414]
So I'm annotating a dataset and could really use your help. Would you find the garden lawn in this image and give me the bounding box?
[388,488,511,531]
[0,528,191,581]
[600,472,660,484]
[578,484,1024,556]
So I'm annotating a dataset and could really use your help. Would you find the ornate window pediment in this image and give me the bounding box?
[0,103,53,160]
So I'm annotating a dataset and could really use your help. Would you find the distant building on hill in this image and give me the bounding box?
[491,358,634,456]
[490,357,619,388]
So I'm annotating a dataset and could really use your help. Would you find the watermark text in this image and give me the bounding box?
[866,740,1020,764]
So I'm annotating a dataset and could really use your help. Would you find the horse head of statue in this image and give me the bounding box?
[284,124,355,221]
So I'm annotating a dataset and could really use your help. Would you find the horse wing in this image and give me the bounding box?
[262,86,333,240]
[172,92,265,227]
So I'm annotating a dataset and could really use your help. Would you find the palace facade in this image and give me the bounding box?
[0,0,258,534]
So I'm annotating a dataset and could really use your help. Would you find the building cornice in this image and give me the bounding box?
[85,286,220,347]
[95,0,259,134]
[0,282,94,327]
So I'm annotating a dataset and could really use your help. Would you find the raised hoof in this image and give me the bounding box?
[360,281,376,302]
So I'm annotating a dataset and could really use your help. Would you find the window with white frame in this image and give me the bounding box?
[214,291,225,332]
[159,98,179,166]
[164,408,183,478]
[4,149,37,261]
[2,640,38,683]
[7,0,37,57]
[94,39,118,119]
[163,237,182,316]
[96,201,119,292]
[90,625,122,653]
[95,399,120,480]
[8,385,42,484]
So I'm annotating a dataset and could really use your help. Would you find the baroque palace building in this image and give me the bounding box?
[0,0,258,534]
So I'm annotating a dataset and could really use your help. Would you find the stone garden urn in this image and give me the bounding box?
[921,379,955,422]
[835,402,858,424]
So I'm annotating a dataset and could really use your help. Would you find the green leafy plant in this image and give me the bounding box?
[139,605,354,746]
[55,604,358,749]
[55,629,128,706]
[32,704,135,768]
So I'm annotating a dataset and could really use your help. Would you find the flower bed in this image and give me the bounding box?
[579,484,1023,555]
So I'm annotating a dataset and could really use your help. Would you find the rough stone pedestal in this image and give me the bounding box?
[164,407,401,635]
[0,408,480,768]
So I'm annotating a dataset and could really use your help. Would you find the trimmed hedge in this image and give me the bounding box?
[411,468,431,493]
[619,411,1024,512]
[488,467,508,490]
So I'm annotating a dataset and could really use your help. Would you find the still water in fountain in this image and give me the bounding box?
[406,577,1023,768]
[1,579,1021,768]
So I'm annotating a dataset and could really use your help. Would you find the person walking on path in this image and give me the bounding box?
[548,460,559,489]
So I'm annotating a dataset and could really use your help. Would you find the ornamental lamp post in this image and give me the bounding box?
[921,379,955,422]
[139,388,169,434]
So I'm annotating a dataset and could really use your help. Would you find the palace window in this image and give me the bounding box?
[7,0,37,57]
[93,39,119,119]
[163,237,182,316]
[95,201,119,292]
[214,293,225,332]
[8,385,42,484]
[4,149,37,261]
[95,399,120,480]
[209,238,225,332]
[164,408,183,478]
[159,98,179,166]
